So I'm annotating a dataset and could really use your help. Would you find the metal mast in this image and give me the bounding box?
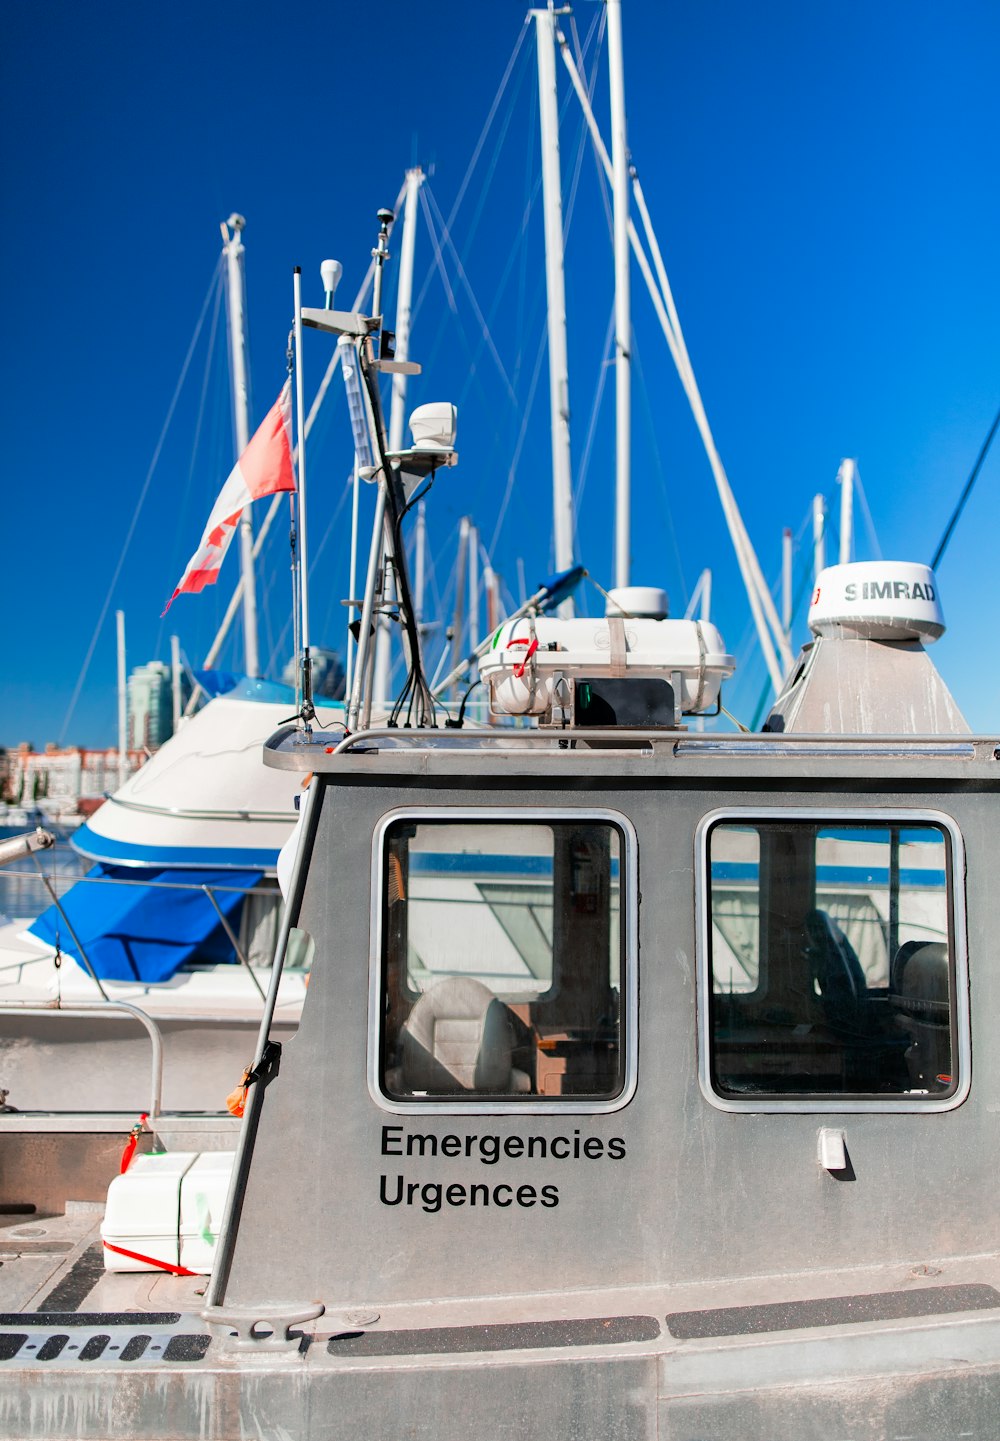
[534,5,576,616]
[221,214,259,678]
[374,167,425,707]
[838,458,855,565]
[607,0,631,589]
[116,610,127,788]
[813,494,826,581]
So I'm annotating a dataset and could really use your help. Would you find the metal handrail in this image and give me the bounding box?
[324,726,990,760]
[0,861,281,1003]
[104,794,297,823]
[0,1001,164,1120]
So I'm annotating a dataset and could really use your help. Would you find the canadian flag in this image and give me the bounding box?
[163,380,296,614]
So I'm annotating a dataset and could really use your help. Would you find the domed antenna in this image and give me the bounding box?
[320,259,342,311]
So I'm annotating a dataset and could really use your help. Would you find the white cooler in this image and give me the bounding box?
[102,1151,235,1274]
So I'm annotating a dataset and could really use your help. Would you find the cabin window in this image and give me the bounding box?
[378,817,626,1105]
[704,816,965,1106]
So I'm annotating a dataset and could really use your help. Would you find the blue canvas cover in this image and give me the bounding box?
[28,865,263,983]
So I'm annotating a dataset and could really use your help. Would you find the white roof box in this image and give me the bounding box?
[808,562,945,644]
[479,615,734,724]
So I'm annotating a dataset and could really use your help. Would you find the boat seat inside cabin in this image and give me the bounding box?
[387,976,532,1096]
[889,941,952,1089]
[802,908,868,1025]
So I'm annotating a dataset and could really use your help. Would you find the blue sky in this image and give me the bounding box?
[2,0,998,745]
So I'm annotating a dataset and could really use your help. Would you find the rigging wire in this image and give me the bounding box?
[631,331,690,608]
[483,19,605,564]
[59,256,224,743]
[411,31,532,333]
[154,269,226,659]
[852,464,882,561]
[264,470,356,675]
[572,302,616,522]
[421,184,518,405]
[487,329,549,556]
[443,22,531,243]
[569,12,613,239]
[931,401,1000,570]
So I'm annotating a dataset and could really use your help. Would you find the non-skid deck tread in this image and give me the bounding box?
[665,1283,1000,1339]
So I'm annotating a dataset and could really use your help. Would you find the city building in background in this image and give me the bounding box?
[1,654,192,827]
[127,660,190,751]
[0,742,145,824]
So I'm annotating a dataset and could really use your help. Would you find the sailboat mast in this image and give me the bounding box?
[222,214,260,678]
[116,609,127,788]
[838,458,855,565]
[607,0,632,589]
[813,494,826,581]
[534,5,576,617]
[414,501,427,630]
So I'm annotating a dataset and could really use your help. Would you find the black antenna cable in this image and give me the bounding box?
[931,401,1000,570]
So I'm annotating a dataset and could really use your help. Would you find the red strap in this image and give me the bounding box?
[507,636,538,679]
[102,1240,199,1277]
[120,1112,149,1174]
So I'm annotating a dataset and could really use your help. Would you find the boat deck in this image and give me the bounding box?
[2,1196,999,1440]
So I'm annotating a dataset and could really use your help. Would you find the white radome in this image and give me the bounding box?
[808,562,945,643]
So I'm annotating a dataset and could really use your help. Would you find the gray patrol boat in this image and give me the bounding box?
[1,227,997,1441]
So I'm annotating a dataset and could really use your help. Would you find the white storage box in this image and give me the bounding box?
[102,1152,197,1272]
[102,1150,235,1274]
[179,1151,236,1273]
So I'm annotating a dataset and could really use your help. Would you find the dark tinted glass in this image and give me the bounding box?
[382,820,623,1101]
[708,821,955,1099]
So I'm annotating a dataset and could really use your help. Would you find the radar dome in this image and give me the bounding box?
[808,562,945,643]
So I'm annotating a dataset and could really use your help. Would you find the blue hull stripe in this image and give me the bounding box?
[73,823,280,872]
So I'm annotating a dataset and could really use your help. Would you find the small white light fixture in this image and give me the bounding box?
[320,259,343,310]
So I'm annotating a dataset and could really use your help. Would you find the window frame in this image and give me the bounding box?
[695,805,970,1114]
[368,805,639,1115]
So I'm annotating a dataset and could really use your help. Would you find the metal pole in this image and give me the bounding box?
[485,562,499,636]
[205,777,323,1309]
[414,500,427,630]
[292,267,313,726]
[170,634,182,736]
[222,215,259,678]
[683,568,712,624]
[534,6,576,618]
[374,171,424,710]
[782,528,793,636]
[838,458,854,566]
[468,523,480,652]
[388,169,424,453]
[607,0,631,590]
[345,458,360,700]
[347,485,387,732]
[202,887,267,1003]
[5,1003,163,1120]
[116,610,127,787]
[33,860,110,1002]
[451,516,470,696]
[813,494,826,582]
